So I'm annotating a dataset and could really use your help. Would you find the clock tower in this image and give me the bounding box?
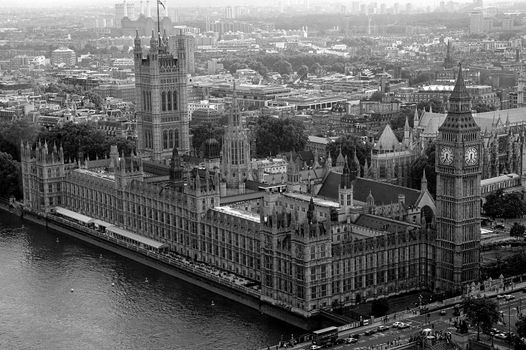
[435,63,482,293]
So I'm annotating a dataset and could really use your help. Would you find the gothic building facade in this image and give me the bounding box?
[19,66,482,319]
[134,31,190,160]
[220,83,253,193]
[435,64,482,292]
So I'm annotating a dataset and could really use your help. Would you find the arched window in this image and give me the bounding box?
[173,90,178,110]
[173,129,179,148]
[142,91,146,110]
[167,90,172,111]
[168,129,174,148]
[163,130,168,149]
[161,91,166,111]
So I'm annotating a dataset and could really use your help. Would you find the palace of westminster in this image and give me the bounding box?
[19,31,526,316]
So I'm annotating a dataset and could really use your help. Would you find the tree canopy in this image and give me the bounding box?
[254,116,306,157]
[510,223,526,237]
[417,99,445,113]
[409,144,436,197]
[0,152,22,200]
[37,122,135,161]
[483,189,526,219]
[463,297,500,341]
[0,119,40,161]
[326,135,372,173]
[191,123,224,155]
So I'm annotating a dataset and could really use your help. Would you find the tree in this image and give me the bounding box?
[191,123,224,154]
[370,91,385,102]
[411,72,435,86]
[473,102,496,113]
[273,60,293,76]
[484,189,526,219]
[84,91,104,109]
[326,135,372,171]
[297,65,309,79]
[510,223,526,237]
[254,116,306,157]
[37,122,132,161]
[311,63,322,76]
[417,98,445,113]
[409,144,436,197]
[517,315,526,339]
[0,152,22,200]
[0,119,40,161]
[463,297,500,341]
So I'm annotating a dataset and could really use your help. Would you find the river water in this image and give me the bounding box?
[0,211,299,350]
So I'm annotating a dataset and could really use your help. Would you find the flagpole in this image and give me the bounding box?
[156,0,160,37]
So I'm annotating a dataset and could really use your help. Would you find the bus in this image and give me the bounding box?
[312,326,338,346]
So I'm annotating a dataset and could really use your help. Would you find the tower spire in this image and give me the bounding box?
[157,0,161,38]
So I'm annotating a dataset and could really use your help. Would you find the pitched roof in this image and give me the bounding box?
[354,214,420,233]
[317,171,421,206]
[374,124,400,151]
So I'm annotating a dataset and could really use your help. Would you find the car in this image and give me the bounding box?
[440,310,447,316]
[310,345,323,350]
[364,329,376,336]
[335,338,346,345]
[346,337,358,344]
[505,294,515,300]
[378,325,390,332]
[495,333,508,340]
[392,321,402,328]
[398,323,410,329]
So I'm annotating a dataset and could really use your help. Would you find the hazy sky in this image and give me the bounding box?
[0,0,513,9]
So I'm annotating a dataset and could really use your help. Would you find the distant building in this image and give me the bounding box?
[51,47,76,67]
[169,34,196,75]
[93,83,136,102]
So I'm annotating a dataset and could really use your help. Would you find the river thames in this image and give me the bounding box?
[0,211,299,350]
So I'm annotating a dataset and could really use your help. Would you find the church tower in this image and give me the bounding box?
[221,81,252,191]
[435,64,482,293]
[134,30,189,161]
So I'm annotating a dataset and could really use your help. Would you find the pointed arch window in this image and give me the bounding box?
[163,130,168,150]
[161,91,167,111]
[168,129,174,148]
[173,90,178,110]
[167,90,172,110]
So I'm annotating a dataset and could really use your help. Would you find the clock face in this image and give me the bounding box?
[440,147,454,165]
[465,146,479,166]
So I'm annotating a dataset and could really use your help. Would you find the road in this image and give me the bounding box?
[276,287,526,350]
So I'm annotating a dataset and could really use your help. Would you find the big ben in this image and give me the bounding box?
[435,63,482,293]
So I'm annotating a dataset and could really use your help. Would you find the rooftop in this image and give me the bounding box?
[284,192,340,208]
[74,168,115,182]
[213,206,261,223]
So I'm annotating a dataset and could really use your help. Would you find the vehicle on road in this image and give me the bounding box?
[505,295,515,300]
[398,323,410,329]
[312,326,338,348]
[378,325,389,332]
[310,345,323,350]
[440,310,447,315]
[392,322,402,328]
[364,329,376,336]
[346,337,358,344]
[335,338,346,345]
[495,333,508,340]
